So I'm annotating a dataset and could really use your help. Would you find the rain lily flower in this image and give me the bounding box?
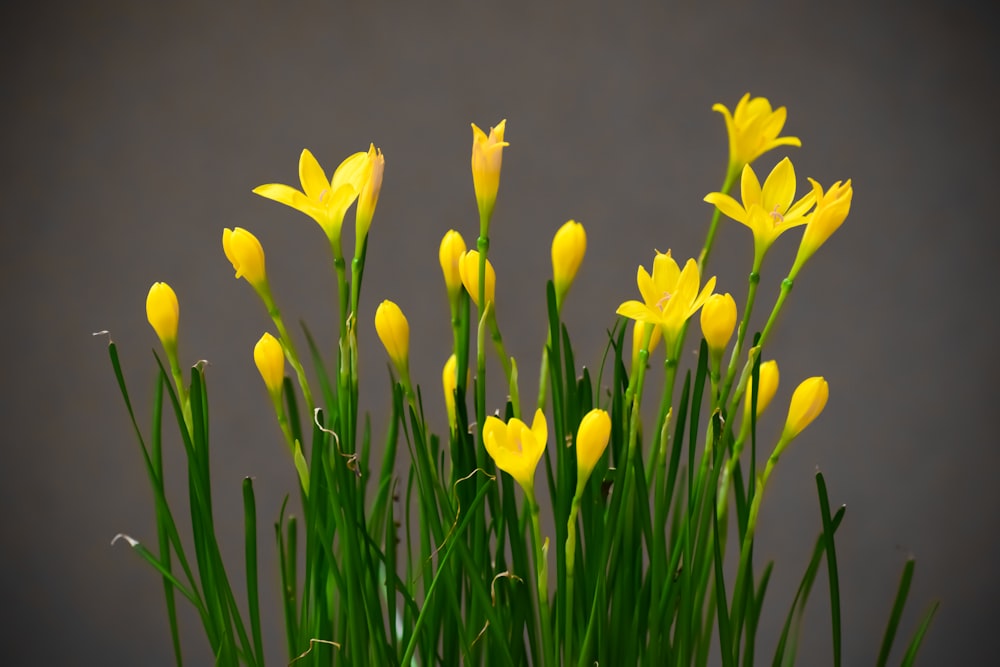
[780,376,829,444]
[745,359,780,419]
[375,300,410,380]
[616,251,717,352]
[551,220,587,309]
[222,227,269,293]
[442,354,459,432]
[146,282,179,347]
[254,332,285,398]
[704,158,816,265]
[439,230,468,298]
[471,119,508,228]
[574,409,611,493]
[790,178,854,276]
[700,292,737,352]
[714,93,801,181]
[459,250,496,307]
[253,148,370,246]
[483,409,547,498]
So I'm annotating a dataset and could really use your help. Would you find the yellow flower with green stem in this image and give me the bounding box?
[704,157,816,267]
[483,409,547,501]
[714,93,801,183]
[471,119,508,231]
[790,177,853,278]
[616,250,717,353]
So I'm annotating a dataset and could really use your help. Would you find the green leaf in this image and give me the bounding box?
[816,472,842,667]
[876,558,915,667]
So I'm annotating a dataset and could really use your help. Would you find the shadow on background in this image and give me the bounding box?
[2,0,997,664]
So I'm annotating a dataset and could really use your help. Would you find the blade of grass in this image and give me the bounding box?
[815,472,842,667]
[900,600,940,667]
[876,558,915,667]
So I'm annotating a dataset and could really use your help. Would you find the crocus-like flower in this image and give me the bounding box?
[375,300,410,378]
[616,250,717,351]
[704,158,816,263]
[714,93,801,180]
[254,332,285,398]
[551,220,587,309]
[458,250,496,307]
[781,376,829,442]
[700,292,737,352]
[222,227,268,292]
[146,282,179,346]
[442,354,458,431]
[575,409,611,491]
[744,359,779,418]
[439,230,468,297]
[471,119,508,227]
[253,148,370,244]
[790,178,854,276]
[483,408,547,497]
[631,320,662,371]
[355,143,385,243]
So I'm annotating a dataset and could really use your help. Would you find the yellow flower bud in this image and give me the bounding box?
[630,320,662,371]
[483,409,547,496]
[146,282,179,346]
[744,359,779,418]
[458,250,496,307]
[442,354,458,430]
[471,119,508,226]
[575,409,611,489]
[222,227,268,291]
[253,332,285,398]
[355,143,385,242]
[374,299,410,376]
[700,292,737,351]
[439,230,468,296]
[781,376,829,441]
[551,220,586,308]
[791,178,853,275]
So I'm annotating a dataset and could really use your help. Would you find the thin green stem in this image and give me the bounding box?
[698,168,739,271]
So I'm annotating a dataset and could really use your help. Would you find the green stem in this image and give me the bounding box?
[528,494,554,667]
[719,264,761,409]
[262,291,315,415]
[698,168,739,271]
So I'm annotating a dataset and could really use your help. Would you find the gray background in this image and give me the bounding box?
[2,0,996,664]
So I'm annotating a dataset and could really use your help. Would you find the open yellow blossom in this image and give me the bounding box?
[146,282,179,347]
[745,359,780,419]
[471,119,508,227]
[575,409,611,492]
[714,93,801,180]
[253,148,370,244]
[355,144,385,243]
[439,230,468,297]
[483,409,547,497]
[616,251,716,351]
[781,376,829,442]
[253,332,285,398]
[790,178,854,276]
[374,300,410,379]
[700,292,737,352]
[458,250,496,307]
[704,158,816,263]
[222,227,268,292]
[551,220,586,309]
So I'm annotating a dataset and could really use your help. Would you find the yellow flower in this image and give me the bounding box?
[471,119,508,226]
[374,299,410,377]
[439,230,468,297]
[355,144,385,242]
[616,251,716,351]
[146,282,179,346]
[791,178,854,275]
[222,227,268,291]
[483,409,547,497]
[253,148,369,244]
[551,220,586,308]
[704,158,816,263]
[442,354,459,431]
[575,409,611,490]
[254,332,285,398]
[713,93,801,179]
[458,250,496,307]
[781,376,829,441]
[700,292,737,352]
[630,320,662,370]
[744,359,779,418]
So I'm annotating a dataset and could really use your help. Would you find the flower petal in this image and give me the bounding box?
[761,157,796,214]
[740,163,762,209]
[332,151,370,192]
[704,192,748,224]
[616,300,657,323]
[529,409,548,452]
[651,251,680,293]
[298,149,329,202]
[636,265,658,307]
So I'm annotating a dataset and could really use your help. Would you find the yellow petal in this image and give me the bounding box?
[740,163,762,209]
[529,409,548,451]
[760,157,796,214]
[575,409,611,485]
[298,149,330,202]
[616,300,657,322]
[332,151,370,192]
[636,265,658,307]
[703,192,748,224]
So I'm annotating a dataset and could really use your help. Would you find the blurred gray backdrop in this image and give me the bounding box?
[2,0,997,664]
